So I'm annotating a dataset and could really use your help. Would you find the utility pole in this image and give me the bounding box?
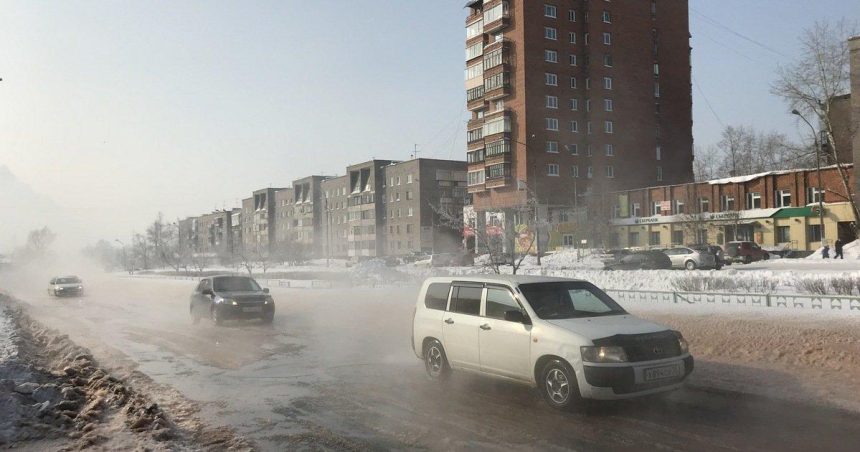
[792,109,826,244]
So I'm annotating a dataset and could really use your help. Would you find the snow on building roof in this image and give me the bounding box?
[705,164,854,186]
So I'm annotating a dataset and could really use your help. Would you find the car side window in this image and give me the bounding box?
[485,287,519,320]
[197,279,210,293]
[449,285,482,316]
[424,283,451,310]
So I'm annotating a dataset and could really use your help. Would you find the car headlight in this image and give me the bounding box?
[581,346,628,363]
[673,331,689,354]
[220,298,238,306]
[264,296,273,304]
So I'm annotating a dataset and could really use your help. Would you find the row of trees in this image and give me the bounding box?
[84,213,309,275]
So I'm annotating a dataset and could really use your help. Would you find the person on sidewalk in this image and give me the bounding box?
[822,244,830,259]
[834,239,844,259]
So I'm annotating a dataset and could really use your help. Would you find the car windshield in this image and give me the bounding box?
[519,282,627,320]
[56,277,80,284]
[213,277,261,292]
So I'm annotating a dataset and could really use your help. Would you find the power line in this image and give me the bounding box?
[690,8,789,59]
[692,74,726,129]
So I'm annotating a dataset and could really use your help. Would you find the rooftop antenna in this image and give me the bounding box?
[413,144,420,160]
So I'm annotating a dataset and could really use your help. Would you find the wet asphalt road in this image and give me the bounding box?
[5,275,860,451]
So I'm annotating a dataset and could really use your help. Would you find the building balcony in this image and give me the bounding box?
[485,176,510,189]
[483,72,511,101]
[468,184,487,194]
[484,137,511,159]
[466,85,485,111]
[483,9,510,33]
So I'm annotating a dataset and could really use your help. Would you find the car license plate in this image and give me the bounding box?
[242,307,263,313]
[644,364,681,381]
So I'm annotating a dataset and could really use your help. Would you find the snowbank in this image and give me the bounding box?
[806,239,860,260]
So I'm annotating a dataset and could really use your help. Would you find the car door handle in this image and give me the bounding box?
[444,318,454,324]
[480,324,491,330]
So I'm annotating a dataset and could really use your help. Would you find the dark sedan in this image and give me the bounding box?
[190,275,275,325]
[604,251,673,270]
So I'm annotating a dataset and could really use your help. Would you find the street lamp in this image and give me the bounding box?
[791,109,826,244]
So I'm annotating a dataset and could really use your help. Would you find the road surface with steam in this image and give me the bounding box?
[3,273,860,450]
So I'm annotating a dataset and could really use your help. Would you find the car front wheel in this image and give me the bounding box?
[685,260,697,270]
[423,339,450,381]
[540,359,583,411]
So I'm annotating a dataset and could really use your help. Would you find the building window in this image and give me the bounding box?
[807,187,824,204]
[586,166,593,178]
[544,49,558,63]
[605,165,615,178]
[568,9,576,21]
[544,4,557,18]
[652,202,662,216]
[466,20,483,39]
[586,144,593,156]
[585,77,590,89]
[776,226,791,244]
[545,118,559,131]
[571,165,579,178]
[720,195,736,211]
[569,32,576,44]
[603,32,612,45]
[570,120,578,133]
[604,121,614,134]
[650,232,661,246]
[545,141,559,153]
[570,76,577,88]
[545,73,558,86]
[605,144,614,156]
[603,54,613,67]
[468,170,485,186]
[654,63,660,75]
[547,164,560,176]
[587,121,592,134]
[746,192,761,209]
[570,98,579,111]
[674,200,685,215]
[408,208,414,217]
[569,54,577,66]
[699,198,710,213]
[629,231,640,246]
[567,144,578,155]
[406,190,413,200]
[604,98,613,111]
[584,32,589,45]
[407,174,413,184]
[545,27,558,40]
[654,82,661,98]
[656,146,662,161]
[603,77,613,90]
[776,189,792,207]
[657,166,663,182]
[808,224,822,242]
[546,95,558,109]
[602,11,611,23]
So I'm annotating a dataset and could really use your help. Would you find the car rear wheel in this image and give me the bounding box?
[685,260,697,270]
[540,359,583,411]
[423,339,450,381]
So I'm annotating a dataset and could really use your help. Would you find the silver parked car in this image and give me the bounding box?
[662,247,718,270]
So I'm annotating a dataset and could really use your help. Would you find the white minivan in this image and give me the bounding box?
[412,276,693,410]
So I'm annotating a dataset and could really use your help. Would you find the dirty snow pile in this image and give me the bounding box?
[0,297,252,449]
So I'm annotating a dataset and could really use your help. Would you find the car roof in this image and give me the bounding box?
[210,274,252,279]
[422,275,585,287]
[54,275,80,279]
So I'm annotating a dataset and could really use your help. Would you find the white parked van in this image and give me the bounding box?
[411,276,693,410]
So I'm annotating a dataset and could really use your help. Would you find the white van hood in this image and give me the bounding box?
[546,315,668,341]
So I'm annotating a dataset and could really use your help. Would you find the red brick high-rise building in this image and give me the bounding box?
[464,0,694,226]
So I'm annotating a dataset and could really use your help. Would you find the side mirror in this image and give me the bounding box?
[504,310,531,324]
[263,288,270,294]
[202,288,214,296]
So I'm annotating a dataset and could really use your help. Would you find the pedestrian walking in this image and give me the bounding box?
[835,239,844,259]
[822,244,830,259]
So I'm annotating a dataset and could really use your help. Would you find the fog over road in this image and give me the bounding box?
[3,273,860,451]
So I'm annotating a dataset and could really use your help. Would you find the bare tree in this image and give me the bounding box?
[14,227,56,263]
[693,145,721,182]
[772,19,860,233]
[132,233,151,270]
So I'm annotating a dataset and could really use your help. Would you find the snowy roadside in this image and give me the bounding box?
[0,295,252,450]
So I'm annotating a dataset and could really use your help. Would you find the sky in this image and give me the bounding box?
[1,0,858,246]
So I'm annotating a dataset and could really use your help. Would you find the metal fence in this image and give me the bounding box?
[606,289,860,313]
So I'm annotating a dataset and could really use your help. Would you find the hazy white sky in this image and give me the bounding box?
[1,0,858,245]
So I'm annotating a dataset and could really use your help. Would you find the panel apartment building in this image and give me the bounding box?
[464,0,694,224]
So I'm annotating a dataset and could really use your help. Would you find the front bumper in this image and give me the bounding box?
[582,355,694,400]
[54,288,83,296]
[215,303,275,320]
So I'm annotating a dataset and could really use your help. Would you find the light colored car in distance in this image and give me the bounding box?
[662,247,718,270]
[412,276,693,410]
[48,276,84,297]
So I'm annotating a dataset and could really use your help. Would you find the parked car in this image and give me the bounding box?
[688,244,728,269]
[599,249,632,264]
[48,276,84,297]
[603,251,672,270]
[663,247,718,270]
[190,275,275,325]
[724,241,769,264]
[412,276,694,410]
